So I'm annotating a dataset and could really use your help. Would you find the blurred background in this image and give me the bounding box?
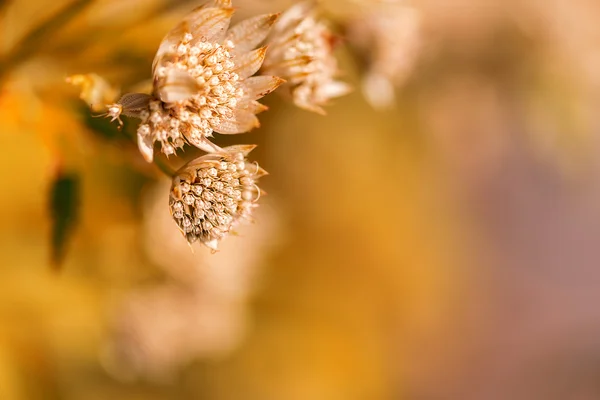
[3,0,600,399]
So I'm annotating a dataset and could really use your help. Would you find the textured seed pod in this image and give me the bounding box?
[106,0,284,162]
[168,145,267,251]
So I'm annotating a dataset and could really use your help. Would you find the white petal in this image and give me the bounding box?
[189,6,233,44]
[242,76,285,100]
[273,1,314,33]
[203,239,219,251]
[226,14,279,55]
[212,111,259,134]
[362,72,395,110]
[219,144,258,156]
[156,69,199,103]
[184,134,224,154]
[319,80,353,99]
[137,131,154,163]
[233,46,268,79]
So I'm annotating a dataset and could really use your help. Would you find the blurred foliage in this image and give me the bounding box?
[49,170,80,269]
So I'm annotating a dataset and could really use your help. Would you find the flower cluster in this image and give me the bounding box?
[169,145,266,251]
[261,2,351,114]
[106,1,283,162]
[71,0,419,251]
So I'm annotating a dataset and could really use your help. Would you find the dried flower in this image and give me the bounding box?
[66,74,120,112]
[347,4,421,110]
[107,0,284,162]
[168,145,266,251]
[261,1,351,114]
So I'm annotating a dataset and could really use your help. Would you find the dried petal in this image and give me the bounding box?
[262,1,350,113]
[212,110,259,134]
[67,74,119,112]
[97,1,284,161]
[242,76,285,100]
[188,6,234,44]
[233,46,268,79]
[156,69,199,103]
[226,13,279,55]
[185,134,224,154]
[153,6,234,73]
[137,130,155,163]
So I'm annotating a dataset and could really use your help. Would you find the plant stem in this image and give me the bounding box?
[153,157,176,178]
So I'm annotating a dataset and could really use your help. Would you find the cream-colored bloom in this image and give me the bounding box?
[348,4,421,110]
[169,144,266,251]
[261,1,351,114]
[66,74,120,112]
[108,0,284,162]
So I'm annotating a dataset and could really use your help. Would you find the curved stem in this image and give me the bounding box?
[153,156,176,177]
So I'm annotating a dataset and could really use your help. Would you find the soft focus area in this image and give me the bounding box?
[3,0,600,399]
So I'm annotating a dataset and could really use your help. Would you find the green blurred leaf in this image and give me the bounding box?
[49,171,80,270]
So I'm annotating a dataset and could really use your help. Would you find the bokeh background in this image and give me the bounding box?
[3,0,600,399]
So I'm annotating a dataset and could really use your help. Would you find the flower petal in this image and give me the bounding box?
[226,14,279,55]
[152,6,234,73]
[188,6,234,44]
[245,100,269,114]
[212,111,260,134]
[220,144,258,156]
[213,0,231,7]
[137,130,154,163]
[156,69,200,103]
[318,80,353,99]
[184,133,224,154]
[273,1,314,32]
[233,46,268,79]
[242,76,285,100]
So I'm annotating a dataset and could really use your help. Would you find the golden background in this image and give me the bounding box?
[2,0,600,399]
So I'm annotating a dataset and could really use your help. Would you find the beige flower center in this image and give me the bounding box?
[139,37,246,154]
[170,155,258,246]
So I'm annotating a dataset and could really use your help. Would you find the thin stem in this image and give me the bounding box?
[153,156,176,178]
[0,0,93,82]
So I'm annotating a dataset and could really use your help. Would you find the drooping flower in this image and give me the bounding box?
[347,3,421,110]
[107,0,284,162]
[260,1,351,114]
[168,145,266,251]
[66,74,120,112]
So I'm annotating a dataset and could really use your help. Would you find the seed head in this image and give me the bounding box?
[107,0,284,162]
[168,145,267,251]
[261,1,351,114]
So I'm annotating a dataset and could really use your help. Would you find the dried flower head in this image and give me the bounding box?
[107,0,284,162]
[261,1,351,114]
[66,74,120,112]
[347,4,421,110]
[169,145,266,251]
